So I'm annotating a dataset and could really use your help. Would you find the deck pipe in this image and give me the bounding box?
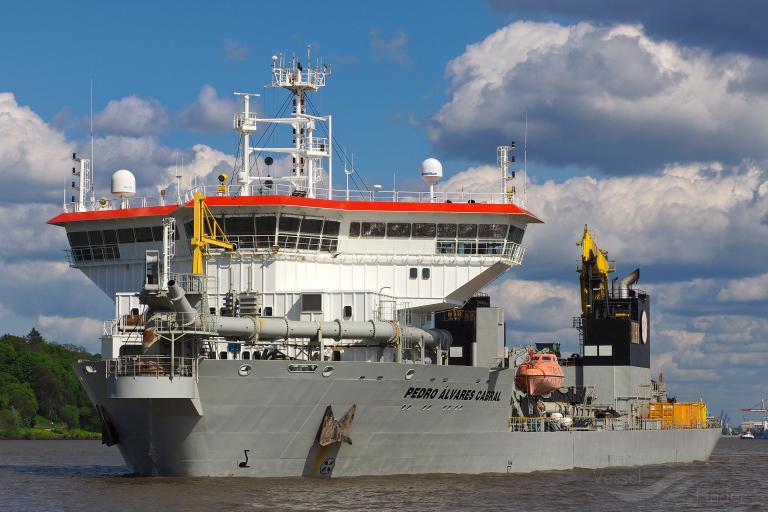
[166,281,451,347]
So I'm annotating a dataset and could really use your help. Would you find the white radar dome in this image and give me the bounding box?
[420,158,443,185]
[111,169,136,198]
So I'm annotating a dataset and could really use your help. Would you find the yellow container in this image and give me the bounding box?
[649,402,706,428]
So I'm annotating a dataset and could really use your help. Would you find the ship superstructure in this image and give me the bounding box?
[51,52,720,477]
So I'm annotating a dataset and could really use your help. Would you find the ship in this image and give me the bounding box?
[49,51,721,477]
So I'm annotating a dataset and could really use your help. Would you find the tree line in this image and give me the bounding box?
[0,328,101,434]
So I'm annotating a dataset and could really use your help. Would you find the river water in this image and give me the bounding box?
[0,438,765,511]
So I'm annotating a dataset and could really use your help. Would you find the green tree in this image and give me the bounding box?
[26,327,44,344]
[59,405,80,429]
[7,382,37,427]
[30,364,66,420]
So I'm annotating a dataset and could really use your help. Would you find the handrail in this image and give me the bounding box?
[62,183,528,213]
[107,356,196,378]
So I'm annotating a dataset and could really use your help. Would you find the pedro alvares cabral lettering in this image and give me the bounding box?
[403,387,501,402]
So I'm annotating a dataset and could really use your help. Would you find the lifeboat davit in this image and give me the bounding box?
[515,352,564,396]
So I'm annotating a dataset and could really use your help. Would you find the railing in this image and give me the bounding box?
[224,234,338,253]
[167,272,207,294]
[107,356,196,378]
[510,416,720,432]
[436,240,524,263]
[65,244,120,265]
[272,66,327,89]
[63,182,528,213]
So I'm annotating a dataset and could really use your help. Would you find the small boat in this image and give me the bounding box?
[515,351,564,395]
[740,431,755,439]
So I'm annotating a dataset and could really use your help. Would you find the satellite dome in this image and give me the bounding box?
[420,158,443,185]
[111,169,136,198]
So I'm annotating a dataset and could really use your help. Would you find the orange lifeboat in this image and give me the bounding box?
[515,351,564,396]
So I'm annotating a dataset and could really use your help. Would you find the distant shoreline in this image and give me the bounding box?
[0,428,100,441]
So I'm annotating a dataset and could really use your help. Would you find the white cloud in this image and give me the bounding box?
[0,203,67,260]
[37,313,103,349]
[0,92,74,200]
[440,161,768,273]
[178,85,239,132]
[164,143,233,188]
[93,95,169,136]
[429,21,768,173]
[717,272,768,301]
[488,278,580,334]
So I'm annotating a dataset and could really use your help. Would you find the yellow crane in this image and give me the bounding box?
[191,191,234,275]
[578,224,612,315]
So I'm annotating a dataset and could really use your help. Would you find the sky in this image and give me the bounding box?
[1,0,767,423]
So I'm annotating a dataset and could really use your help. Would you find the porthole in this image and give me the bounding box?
[322,366,334,377]
[405,369,416,380]
[238,364,252,377]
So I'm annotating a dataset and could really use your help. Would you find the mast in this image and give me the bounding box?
[233,49,331,198]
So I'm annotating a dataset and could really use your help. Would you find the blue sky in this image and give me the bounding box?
[2,0,513,181]
[2,1,768,422]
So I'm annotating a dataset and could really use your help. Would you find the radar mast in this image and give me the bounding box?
[233,46,332,198]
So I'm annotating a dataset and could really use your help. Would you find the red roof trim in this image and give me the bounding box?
[48,195,542,225]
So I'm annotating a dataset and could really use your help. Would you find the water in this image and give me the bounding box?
[0,438,765,511]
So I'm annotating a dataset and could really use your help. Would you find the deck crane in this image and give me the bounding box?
[191,191,234,275]
[577,224,612,316]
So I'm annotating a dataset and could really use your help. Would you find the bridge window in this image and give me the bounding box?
[255,215,277,234]
[413,223,436,238]
[279,215,302,233]
[437,223,457,238]
[457,224,478,239]
[225,216,255,235]
[479,224,508,239]
[301,218,323,234]
[134,227,154,243]
[387,223,411,238]
[349,222,360,237]
[117,228,135,243]
[103,229,118,244]
[323,221,340,236]
[87,230,103,245]
[361,222,385,237]
[508,226,525,244]
[67,231,89,246]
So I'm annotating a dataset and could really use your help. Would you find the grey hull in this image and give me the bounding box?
[77,359,720,477]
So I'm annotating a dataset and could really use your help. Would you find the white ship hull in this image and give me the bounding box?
[77,360,720,477]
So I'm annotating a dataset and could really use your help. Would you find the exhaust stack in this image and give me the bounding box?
[619,268,640,295]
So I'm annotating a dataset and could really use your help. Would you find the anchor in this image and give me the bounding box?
[317,404,356,446]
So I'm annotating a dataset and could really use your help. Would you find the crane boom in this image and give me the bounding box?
[191,192,234,275]
[578,224,612,315]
